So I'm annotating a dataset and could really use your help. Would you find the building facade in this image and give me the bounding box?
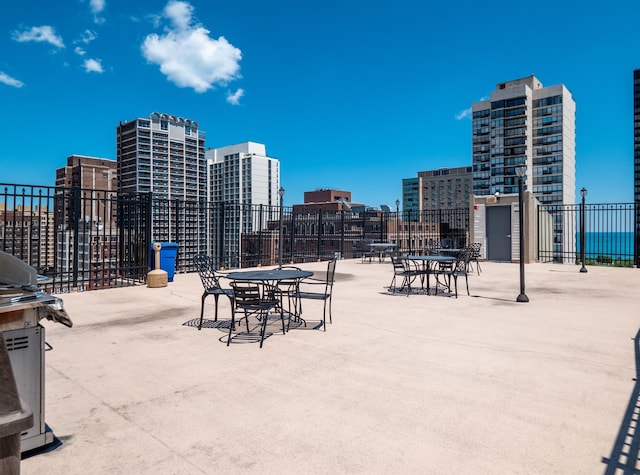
[205,142,280,267]
[55,155,118,190]
[116,112,206,201]
[55,155,118,227]
[402,177,421,219]
[472,75,576,261]
[0,204,54,274]
[418,166,473,210]
[116,112,208,261]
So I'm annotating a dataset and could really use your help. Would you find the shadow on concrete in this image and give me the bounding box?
[182,314,325,346]
[182,317,231,329]
[602,328,640,474]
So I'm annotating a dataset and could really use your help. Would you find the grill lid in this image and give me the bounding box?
[0,251,38,291]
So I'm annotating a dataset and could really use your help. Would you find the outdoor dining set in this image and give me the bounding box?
[192,255,337,348]
[387,243,482,298]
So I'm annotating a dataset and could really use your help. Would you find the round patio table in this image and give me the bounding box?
[402,255,455,293]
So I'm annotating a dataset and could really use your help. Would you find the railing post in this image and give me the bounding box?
[408,209,412,254]
[71,186,81,288]
[317,211,323,260]
[258,204,263,267]
[220,202,226,269]
[278,188,285,267]
[633,201,640,267]
[580,188,588,272]
[340,209,345,259]
[516,166,529,302]
[145,192,153,275]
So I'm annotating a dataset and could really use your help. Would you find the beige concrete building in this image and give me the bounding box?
[472,75,576,262]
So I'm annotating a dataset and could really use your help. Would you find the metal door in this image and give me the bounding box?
[486,206,512,261]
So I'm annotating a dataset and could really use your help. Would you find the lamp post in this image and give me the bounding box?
[395,199,400,250]
[579,187,588,273]
[278,187,284,268]
[515,166,529,303]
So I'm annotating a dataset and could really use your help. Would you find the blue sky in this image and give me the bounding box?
[1,0,639,207]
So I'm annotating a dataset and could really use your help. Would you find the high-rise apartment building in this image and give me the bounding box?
[54,155,119,287]
[472,75,576,261]
[472,74,575,204]
[205,142,280,267]
[402,177,421,219]
[401,166,472,225]
[55,155,118,190]
[55,154,118,226]
[418,166,473,210]
[116,112,206,201]
[116,112,208,261]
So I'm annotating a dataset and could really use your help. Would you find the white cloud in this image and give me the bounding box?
[90,0,106,23]
[455,96,490,120]
[164,0,192,30]
[75,46,86,56]
[79,30,97,44]
[226,88,244,105]
[0,71,24,88]
[141,0,242,93]
[90,0,105,14]
[84,58,104,73]
[455,108,471,120]
[13,26,65,48]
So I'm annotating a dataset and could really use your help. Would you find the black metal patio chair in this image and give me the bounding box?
[434,248,472,298]
[276,265,304,323]
[389,256,420,295]
[469,242,482,275]
[295,259,337,331]
[229,281,284,348]
[193,254,235,330]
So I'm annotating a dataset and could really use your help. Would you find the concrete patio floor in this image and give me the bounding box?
[20,259,640,474]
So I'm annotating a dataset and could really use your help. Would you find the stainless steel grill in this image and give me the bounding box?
[0,251,72,454]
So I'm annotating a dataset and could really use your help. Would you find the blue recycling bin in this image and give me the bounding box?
[150,242,179,282]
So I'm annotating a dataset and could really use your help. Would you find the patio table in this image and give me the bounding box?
[432,248,461,256]
[225,269,313,283]
[224,268,313,322]
[367,243,397,262]
[402,255,456,294]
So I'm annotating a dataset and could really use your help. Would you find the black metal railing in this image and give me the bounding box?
[1,183,472,291]
[5,180,636,294]
[537,202,637,267]
[148,199,470,271]
[1,184,151,293]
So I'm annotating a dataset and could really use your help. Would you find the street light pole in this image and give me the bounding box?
[579,187,588,273]
[278,187,284,268]
[395,198,400,251]
[515,166,529,303]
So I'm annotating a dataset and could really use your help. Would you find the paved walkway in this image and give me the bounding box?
[20,260,640,474]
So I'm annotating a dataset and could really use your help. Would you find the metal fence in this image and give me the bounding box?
[150,199,471,271]
[4,181,637,294]
[537,202,638,267]
[1,184,150,293]
[1,184,472,292]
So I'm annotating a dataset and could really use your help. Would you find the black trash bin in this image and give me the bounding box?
[0,333,33,474]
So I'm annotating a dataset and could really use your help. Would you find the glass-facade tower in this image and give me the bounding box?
[472,75,576,261]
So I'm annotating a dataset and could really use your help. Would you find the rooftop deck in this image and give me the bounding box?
[21,259,640,474]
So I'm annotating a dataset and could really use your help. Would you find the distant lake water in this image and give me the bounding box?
[576,232,634,258]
